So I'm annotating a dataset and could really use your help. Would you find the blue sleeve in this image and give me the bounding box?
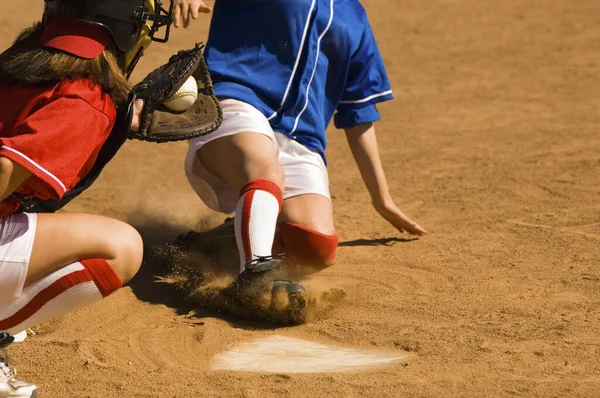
[334,104,381,129]
[334,18,393,129]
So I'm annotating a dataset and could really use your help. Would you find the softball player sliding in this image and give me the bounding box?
[0,1,175,396]
[178,0,426,318]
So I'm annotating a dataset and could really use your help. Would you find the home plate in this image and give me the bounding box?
[210,335,407,373]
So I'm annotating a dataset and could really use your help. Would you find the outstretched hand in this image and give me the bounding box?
[373,200,427,236]
[173,0,212,28]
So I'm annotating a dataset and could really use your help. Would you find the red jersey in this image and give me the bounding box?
[0,79,116,216]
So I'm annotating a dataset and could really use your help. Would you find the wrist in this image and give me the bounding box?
[371,194,393,211]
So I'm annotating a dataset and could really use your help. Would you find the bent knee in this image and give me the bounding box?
[259,165,285,192]
[199,134,284,191]
[106,223,143,283]
[278,222,339,272]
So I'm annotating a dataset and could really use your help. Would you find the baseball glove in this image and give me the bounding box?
[127,43,222,143]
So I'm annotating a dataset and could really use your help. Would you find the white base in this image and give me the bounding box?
[210,335,407,373]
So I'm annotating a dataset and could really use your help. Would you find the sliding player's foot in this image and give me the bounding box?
[229,256,308,325]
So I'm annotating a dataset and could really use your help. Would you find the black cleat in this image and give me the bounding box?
[228,257,308,325]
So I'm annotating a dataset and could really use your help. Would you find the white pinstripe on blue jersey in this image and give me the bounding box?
[204,0,393,163]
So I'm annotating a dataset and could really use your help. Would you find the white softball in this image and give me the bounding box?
[163,76,198,111]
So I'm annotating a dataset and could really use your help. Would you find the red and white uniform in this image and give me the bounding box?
[0,79,116,302]
[0,79,116,215]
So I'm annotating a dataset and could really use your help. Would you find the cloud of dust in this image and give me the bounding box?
[126,206,348,326]
[303,276,348,322]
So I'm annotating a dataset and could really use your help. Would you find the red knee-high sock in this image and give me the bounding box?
[0,259,122,335]
[234,179,283,273]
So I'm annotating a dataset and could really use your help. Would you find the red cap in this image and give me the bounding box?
[40,17,111,59]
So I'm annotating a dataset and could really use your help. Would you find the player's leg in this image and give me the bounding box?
[0,212,141,398]
[198,132,285,272]
[187,99,285,271]
[185,100,306,322]
[276,194,339,274]
[272,133,339,275]
[198,133,306,311]
[199,132,284,193]
[0,212,143,335]
[279,194,336,236]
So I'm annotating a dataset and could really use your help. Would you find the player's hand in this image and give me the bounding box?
[173,0,212,28]
[373,199,427,236]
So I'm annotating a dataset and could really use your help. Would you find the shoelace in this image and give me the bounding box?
[245,254,285,271]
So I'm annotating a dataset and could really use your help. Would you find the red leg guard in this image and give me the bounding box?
[277,222,339,273]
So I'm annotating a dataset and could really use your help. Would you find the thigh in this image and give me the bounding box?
[199,131,283,191]
[277,133,334,235]
[189,99,284,192]
[277,132,331,202]
[279,194,335,236]
[26,212,140,285]
[186,131,284,214]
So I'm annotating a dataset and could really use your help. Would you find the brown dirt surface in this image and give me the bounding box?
[3,0,600,396]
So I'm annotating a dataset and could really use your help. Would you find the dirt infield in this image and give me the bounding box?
[3,0,600,396]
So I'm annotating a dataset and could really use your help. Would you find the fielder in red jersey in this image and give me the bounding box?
[0,1,176,397]
[0,80,116,216]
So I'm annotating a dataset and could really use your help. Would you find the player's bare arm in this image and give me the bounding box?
[0,157,31,201]
[173,0,212,28]
[344,122,426,236]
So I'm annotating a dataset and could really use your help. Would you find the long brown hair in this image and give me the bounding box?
[0,22,130,105]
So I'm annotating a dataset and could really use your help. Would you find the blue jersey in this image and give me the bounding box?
[204,0,393,162]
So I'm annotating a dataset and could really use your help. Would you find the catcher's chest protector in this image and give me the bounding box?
[13,112,129,214]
